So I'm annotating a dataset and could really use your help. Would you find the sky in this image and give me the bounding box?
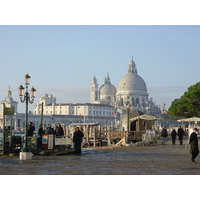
[0,1,200,114]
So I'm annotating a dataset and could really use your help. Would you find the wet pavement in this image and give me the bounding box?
[0,139,200,175]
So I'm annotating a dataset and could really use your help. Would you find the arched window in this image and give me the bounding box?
[120,98,123,106]
[132,98,135,107]
[142,98,145,107]
[136,98,139,106]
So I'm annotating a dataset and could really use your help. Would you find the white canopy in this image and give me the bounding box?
[177,117,200,123]
[130,114,162,122]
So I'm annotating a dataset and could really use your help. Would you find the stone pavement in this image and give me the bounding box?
[0,138,199,175]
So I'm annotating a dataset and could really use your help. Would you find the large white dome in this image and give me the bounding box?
[117,59,147,93]
[118,73,147,92]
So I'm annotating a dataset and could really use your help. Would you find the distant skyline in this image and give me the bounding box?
[0,25,200,113]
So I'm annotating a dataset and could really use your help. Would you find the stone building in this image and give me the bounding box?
[34,94,116,124]
[0,90,116,131]
[90,74,117,107]
[90,57,161,117]
[0,87,18,129]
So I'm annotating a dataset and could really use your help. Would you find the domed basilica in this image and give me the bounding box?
[90,58,161,117]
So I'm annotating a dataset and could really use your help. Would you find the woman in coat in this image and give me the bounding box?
[189,128,199,163]
[171,128,177,145]
[73,127,84,155]
[55,123,64,137]
[177,126,184,145]
[161,127,168,145]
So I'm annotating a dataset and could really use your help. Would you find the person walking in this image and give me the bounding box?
[55,123,64,137]
[38,124,44,149]
[161,127,168,145]
[171,128,177,145]
[73,127,84,155]
[177,126,184,145]
[189,128,199,163]
[38,124,44,136]
[45,124,55,135]
[28,122,35,136]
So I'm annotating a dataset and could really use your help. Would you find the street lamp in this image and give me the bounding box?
[161,103,168,127]
[18,73,36,160]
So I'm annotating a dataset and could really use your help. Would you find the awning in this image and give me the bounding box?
[130,114,162,122]
[177,117,200,122]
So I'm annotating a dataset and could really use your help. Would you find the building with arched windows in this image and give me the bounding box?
[90,57,161,118]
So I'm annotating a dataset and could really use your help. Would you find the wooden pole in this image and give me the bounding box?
[107,130,110,146]
[65,126,68,137]
[93,127,96,148]
[85,125,89,142]
[40,102,44,126]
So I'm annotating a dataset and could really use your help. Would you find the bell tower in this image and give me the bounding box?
[90,75,99,102]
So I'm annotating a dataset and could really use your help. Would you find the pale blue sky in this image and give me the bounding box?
[0,25,200,112]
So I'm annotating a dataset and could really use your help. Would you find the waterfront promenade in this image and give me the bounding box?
[0,139,199,175]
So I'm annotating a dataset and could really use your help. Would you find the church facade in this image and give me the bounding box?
[90,58,161,118]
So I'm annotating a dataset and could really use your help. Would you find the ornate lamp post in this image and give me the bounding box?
[18,73,36,160]
[161,103,168,127]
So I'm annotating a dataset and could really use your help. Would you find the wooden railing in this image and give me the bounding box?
[108,131,126,140]
[128,131,146,141]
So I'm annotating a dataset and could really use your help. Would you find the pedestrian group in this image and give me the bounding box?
[164,126,199,163]
[36,122,84,154]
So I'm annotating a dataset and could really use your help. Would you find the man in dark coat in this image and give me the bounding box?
[189,128,199,163]
[177,126,184,145]
[45,124,55,135]
[161,127,168,145]
[73,127,84,155]
[38,124,44,149]
[55,123,64,137]
[28,122,35,136]
[171,128,177,145]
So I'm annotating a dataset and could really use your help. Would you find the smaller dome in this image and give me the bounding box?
[100,83,117,96]
[99,74,117,96]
